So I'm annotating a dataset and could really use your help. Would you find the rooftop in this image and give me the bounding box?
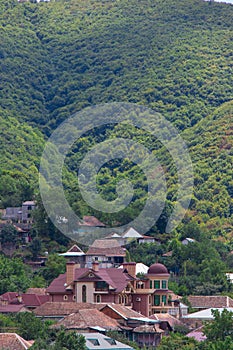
[53,308,120,331]
[0,333,33,350]
[34,302,103,317]
[81,332,134,350]
[188,295,233,309]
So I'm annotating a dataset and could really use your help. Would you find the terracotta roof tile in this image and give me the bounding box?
[149,313,184,328]
[0,333,33,349]
[34,302,104,317]
[188,295,233,309]
[100,304,145,320]
[0,305,28,313]
[79,216,106,227]
[53,309,120,331]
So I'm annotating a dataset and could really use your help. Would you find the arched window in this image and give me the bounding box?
[96,295,101,303]
[82,285,87,303]
[63,295,68,301]
[118,295,122,304]
[73,295,76,301]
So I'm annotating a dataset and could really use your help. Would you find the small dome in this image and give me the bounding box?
[148,263,168,275]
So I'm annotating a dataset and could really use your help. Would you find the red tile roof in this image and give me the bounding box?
[0,292,49,308]
[188,295,233,309]
[79,216,106,227]
[0,333,33,349]
[100,304,145,320]
[0,304,28,313]
[149,313,184,328]
[34,302,104,317]
[47,267,134,294]
[53,308,120,331]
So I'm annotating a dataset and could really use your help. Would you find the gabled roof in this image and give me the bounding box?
[0,333,33,350]
[121,227,142,238]
[53,309,120,331]
[149,313,184,328]
[188,295,233,309]
[105,232,121,239]
[79,216,106,227]
[81,332,134,350]
[34,302,104,317]
[100,304,146,320]
[59,244,85,257]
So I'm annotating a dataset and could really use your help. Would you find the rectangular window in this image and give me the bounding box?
[150,280,153,289]
[154,280,160,289]
[95,281,108,290]
[162,295,167,305]
[154,295,160,306]
[162,280,167,289]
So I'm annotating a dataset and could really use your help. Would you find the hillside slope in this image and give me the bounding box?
[0,0,232,133]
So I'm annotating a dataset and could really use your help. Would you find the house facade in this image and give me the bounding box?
[46,261,180,318]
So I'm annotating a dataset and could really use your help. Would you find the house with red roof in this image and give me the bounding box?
[0,291,49,311]
[46,261,181,318]
[0,333,33,349]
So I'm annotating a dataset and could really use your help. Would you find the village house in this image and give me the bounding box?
[85,239,126,268]
[0,291,49,311]
[46,260,181,318]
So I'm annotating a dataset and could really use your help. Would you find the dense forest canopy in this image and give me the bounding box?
[0,0,232,241]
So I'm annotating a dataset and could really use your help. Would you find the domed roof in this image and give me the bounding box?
[147,263,168,275]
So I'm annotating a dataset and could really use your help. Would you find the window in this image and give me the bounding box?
[88,339,100,346]
[105,338,117,345]
[162,280,167,289]
[154,295,160,306]
[162,295,167,305]
[73,295,76,301]
[96,294,101,303]
[82,285,86,303]
[154,280,160,289]
[96,281,108,290]
[150,280,153,289]
[63,295,68,301]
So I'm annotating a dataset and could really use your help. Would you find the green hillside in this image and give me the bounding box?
[0,0,232,240]
[0,0,232,132]
[0,109,44,207]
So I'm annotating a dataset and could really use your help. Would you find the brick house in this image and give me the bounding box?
[46,261,180,318]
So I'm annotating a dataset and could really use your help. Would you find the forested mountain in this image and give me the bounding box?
[0,0,232,240]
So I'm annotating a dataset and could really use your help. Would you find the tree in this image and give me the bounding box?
[41,253,66,284]
[54,329,86,350]
[29,237,42,260]
[203,309,233,342]
[0,224,18,246]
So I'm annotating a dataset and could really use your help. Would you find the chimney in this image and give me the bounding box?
[66,261,75,285]
[92,261,99,272]
[16,294,23,303]
[122,262,136,278]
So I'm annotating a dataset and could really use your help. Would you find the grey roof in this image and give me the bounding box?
[183,307,233,320]
[121,227,142,238]
[80,332,134,350]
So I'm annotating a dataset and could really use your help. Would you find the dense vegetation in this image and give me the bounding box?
[0,0,232,291]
